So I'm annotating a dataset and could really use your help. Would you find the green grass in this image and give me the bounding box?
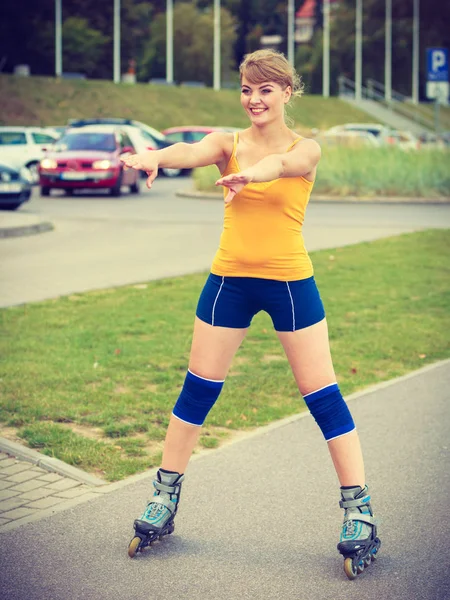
[194,147,450,198]
[1,230,449,481]
[0,74,377,131]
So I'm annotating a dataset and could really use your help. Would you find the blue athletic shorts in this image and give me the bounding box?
[196,274,325,332]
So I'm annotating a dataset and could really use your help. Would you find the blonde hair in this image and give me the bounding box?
[239,49,304,99]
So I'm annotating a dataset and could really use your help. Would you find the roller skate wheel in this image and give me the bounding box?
[128,536,141,558]
[343,557,357,580]
[356,561,365,574]
[364,554,372,567]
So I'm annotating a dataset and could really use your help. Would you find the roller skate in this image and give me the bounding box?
[128,468,184,558]
[337,485,381,579]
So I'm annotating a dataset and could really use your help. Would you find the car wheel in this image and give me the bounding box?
[130,178,140,194]
[110,172,123,197]
[1,203,21,211]
[40,187,50,196]
[162,167,182,177]
[25,161,40,184]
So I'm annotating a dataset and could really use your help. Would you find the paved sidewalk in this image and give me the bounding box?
[0,453,107,531]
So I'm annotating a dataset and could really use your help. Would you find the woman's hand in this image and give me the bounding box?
[121,152,159,189]
[215,170,254,203]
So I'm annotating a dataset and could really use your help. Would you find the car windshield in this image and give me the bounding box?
[134,122,167,142]
[55,133,116,152]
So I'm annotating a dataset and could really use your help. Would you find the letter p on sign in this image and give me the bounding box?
[432,51,446,72]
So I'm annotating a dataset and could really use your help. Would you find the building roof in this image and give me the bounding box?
[296,0,338,19]
[296,0,315,19]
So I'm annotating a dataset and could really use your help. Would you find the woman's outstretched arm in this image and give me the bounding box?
[121,132,230,188]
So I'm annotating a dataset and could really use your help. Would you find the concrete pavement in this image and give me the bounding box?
[0,361,449,600]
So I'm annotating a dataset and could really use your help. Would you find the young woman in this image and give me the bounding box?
[122,49,380,579]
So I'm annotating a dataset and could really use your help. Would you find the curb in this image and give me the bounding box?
[0,220,54,239]
[176,189,450,204]
[0,437,107,487]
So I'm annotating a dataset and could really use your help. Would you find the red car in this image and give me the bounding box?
[161,126,218,144]
[161,125,241,144]
[39,126,140,197]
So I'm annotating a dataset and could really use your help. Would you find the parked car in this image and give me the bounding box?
[325,123,395,146]
[73,121,186,178]
[0,160,32,211]
[317,129,381,148]
[162,125,243,143]
[67,118,185,177]
[389,130,420,150]
[0,127,60,183]
[162,126,220,143]
[38,126,140,197]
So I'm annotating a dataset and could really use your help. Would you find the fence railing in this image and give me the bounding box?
[338,76,450,132]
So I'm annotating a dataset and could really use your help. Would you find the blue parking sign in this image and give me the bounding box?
[427,48,448,82]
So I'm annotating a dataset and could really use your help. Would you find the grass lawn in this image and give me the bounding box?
[0,74,377,132]
[1,230,449,481]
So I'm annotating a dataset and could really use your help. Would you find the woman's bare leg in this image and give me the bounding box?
[277,319,365,487]
[161,317,248,474]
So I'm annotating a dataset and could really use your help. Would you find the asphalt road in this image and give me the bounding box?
[0,178,449,308]
[0,362,449,600]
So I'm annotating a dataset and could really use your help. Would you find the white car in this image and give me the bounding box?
[0,127,60,182]
[325,123,395,146]
[318,129,381,148]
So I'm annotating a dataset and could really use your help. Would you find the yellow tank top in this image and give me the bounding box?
[211,132,315,281]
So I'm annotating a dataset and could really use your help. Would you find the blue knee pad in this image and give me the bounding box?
[172,370,224,426]
[303,383,355,441]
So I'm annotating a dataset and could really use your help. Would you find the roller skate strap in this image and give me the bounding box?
[339,495,371,509]
[153,480,182,495]
[343,512,377,526]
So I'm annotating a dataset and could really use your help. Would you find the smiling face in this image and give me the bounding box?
[240,76,291,125]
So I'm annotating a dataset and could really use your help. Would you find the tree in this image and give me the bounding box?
[62,18,110,77]
[139,2,237,86]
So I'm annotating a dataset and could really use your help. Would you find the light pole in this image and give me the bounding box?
[355,0,362,102]
[166,0,174,84]
[385,0,392,103]
[287,0,295,66]
[113,0,120,83]
[213,0,221,90]
[55,0,62,77]
[412,0,419,104]
[323,0,330,97]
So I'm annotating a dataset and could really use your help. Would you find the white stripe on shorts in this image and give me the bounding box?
[286,282,296,331]
[211,276,225,326]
